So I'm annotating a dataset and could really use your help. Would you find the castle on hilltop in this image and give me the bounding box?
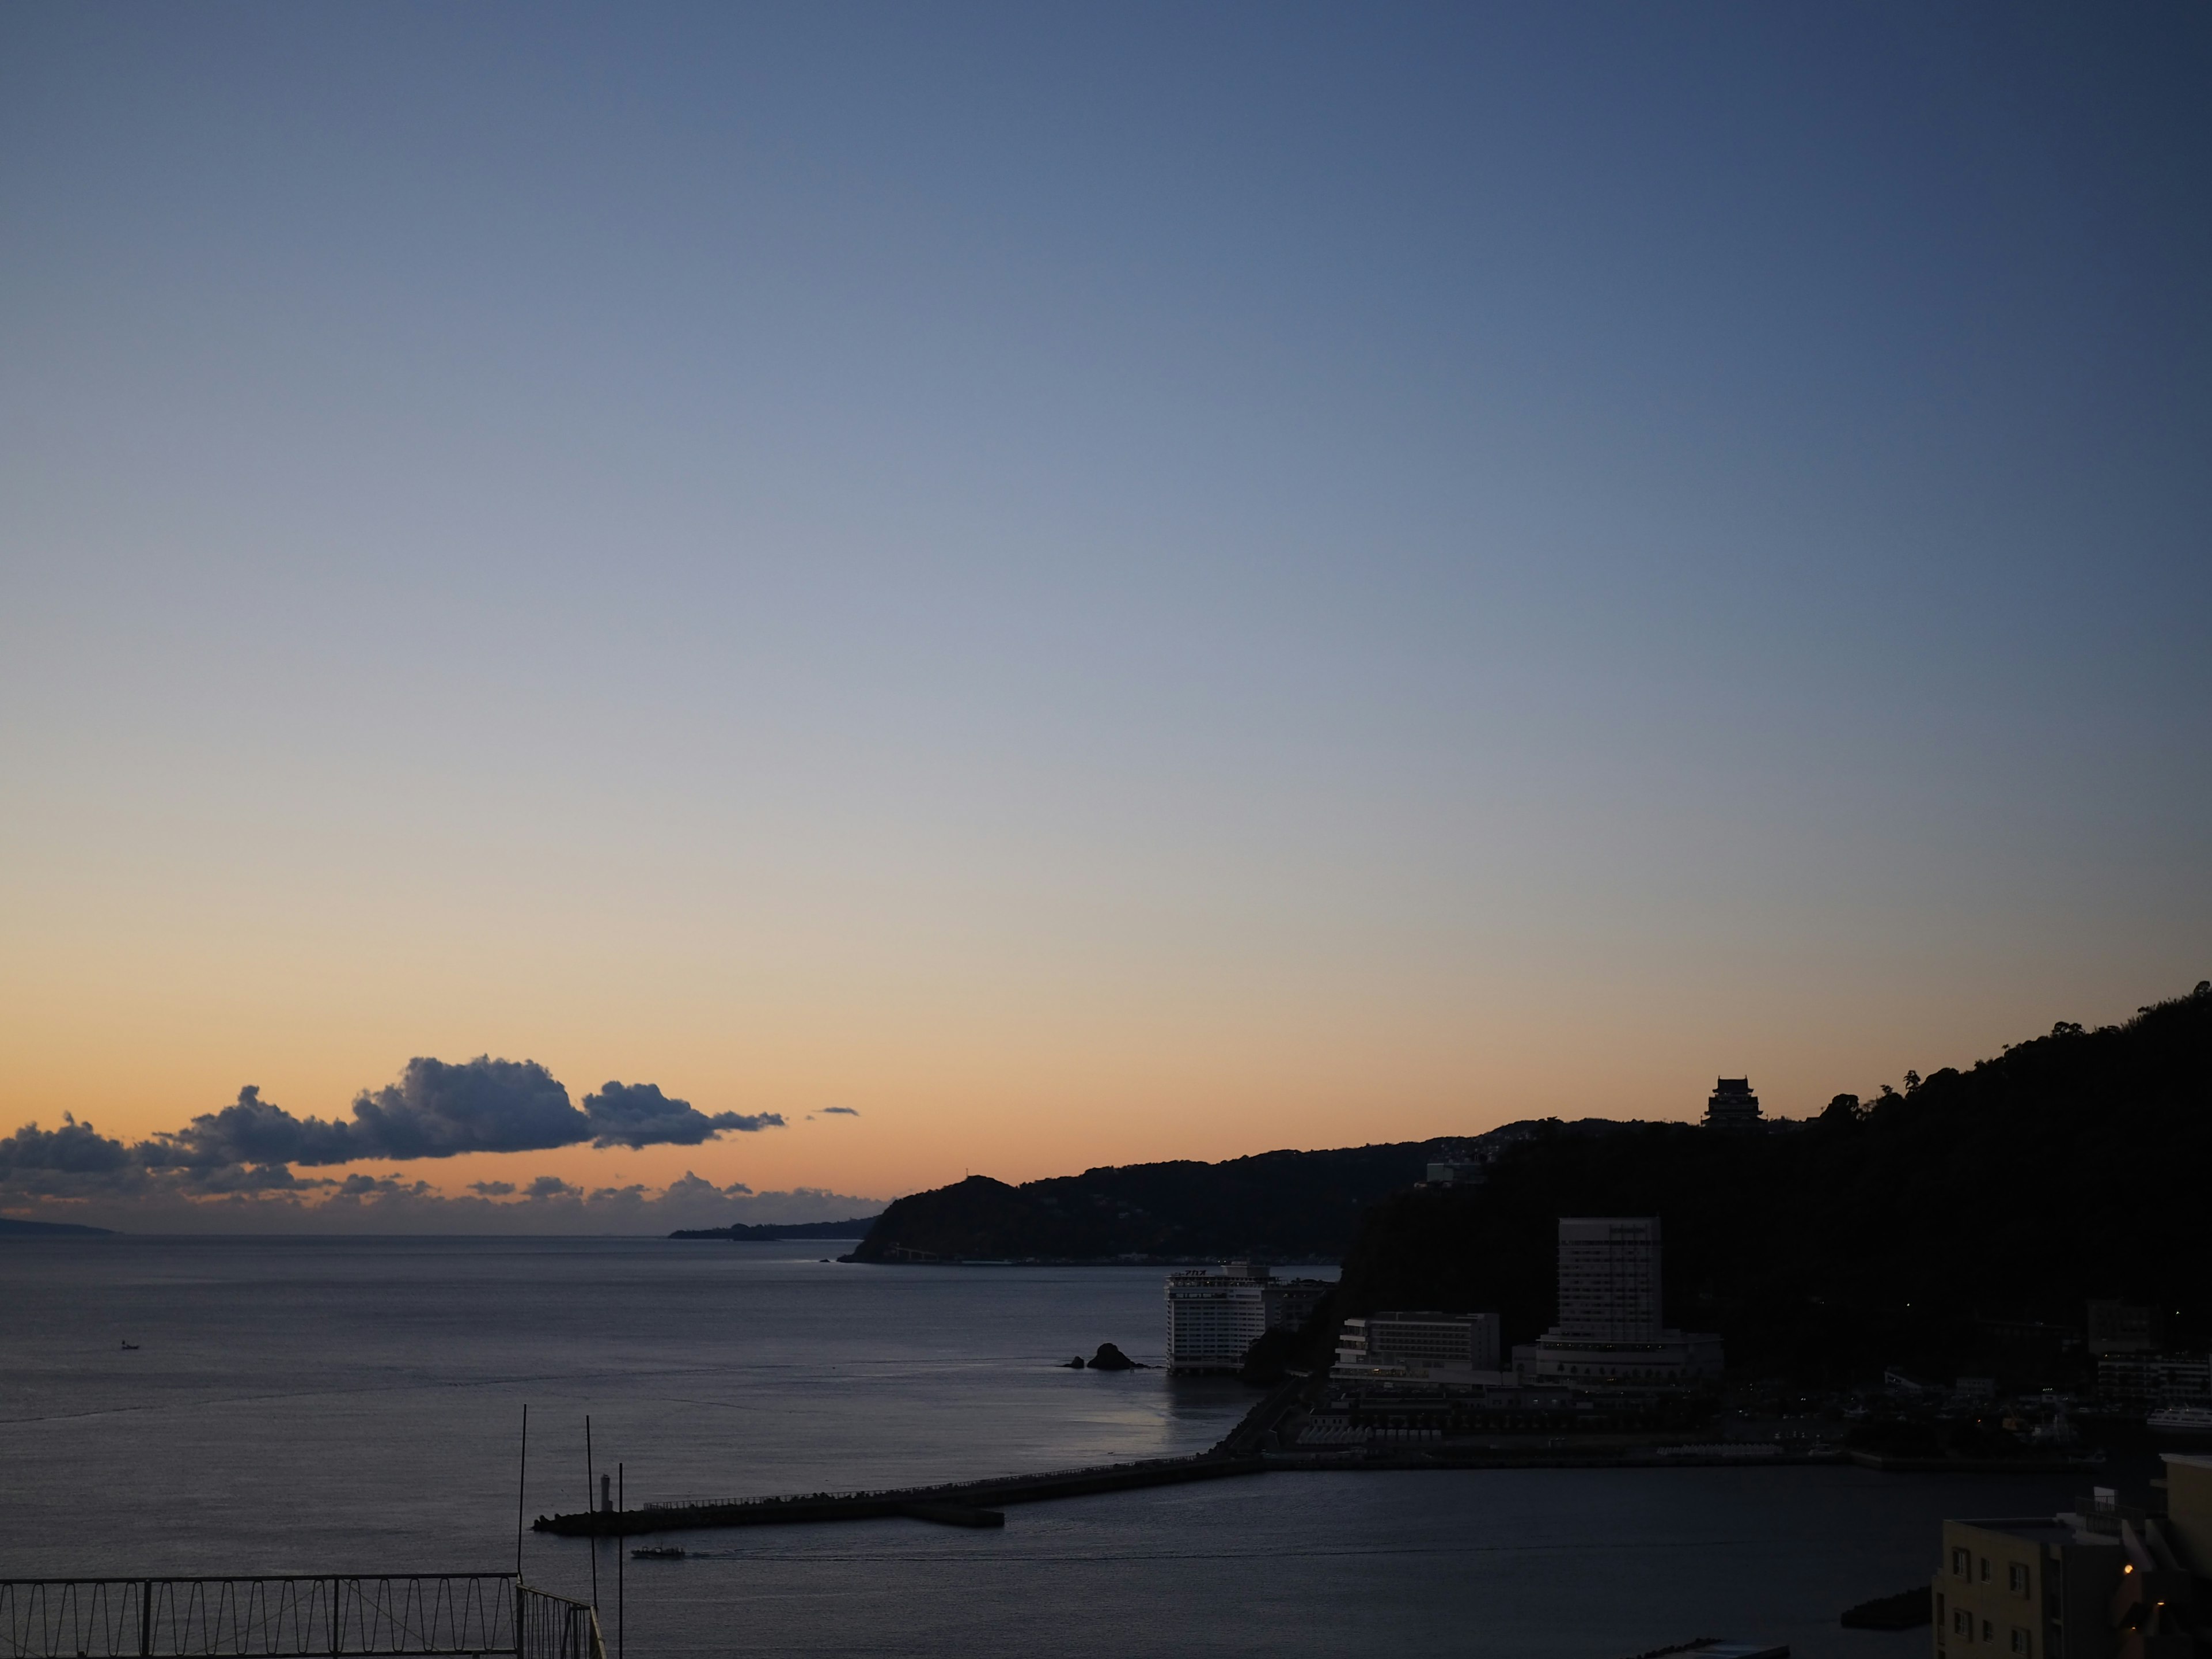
[1703,1077,1762,1129]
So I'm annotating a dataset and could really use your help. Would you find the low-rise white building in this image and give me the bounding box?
[1165,1262,1329,1373]
[1338,1311,1500,1369]
[1334,1310,1510,1387]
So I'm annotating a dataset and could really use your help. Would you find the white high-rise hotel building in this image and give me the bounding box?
[1164,1262,1330,1373]
[1555,1217,1663,1343]
[1510,1217,1722,1384]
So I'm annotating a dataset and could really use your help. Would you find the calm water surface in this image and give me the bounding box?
[1,1237,2086,1657]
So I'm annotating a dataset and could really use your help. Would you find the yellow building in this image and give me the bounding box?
[2165,1453,2212,1578]
[1934,1460,2212,1659]
[1933,1514,2116,1658]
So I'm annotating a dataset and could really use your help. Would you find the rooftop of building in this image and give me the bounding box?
[1167,1260,1272,1281]
[1949,1516,2104,1546]
[1368,1309,1488,1323]
[1521,1329,1714,1349]
[1559,1215,1662,1230]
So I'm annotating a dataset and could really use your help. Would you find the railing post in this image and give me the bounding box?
[330,1578,341,1657]
[140,1580,153,1657]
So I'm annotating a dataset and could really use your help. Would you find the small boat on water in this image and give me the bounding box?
[119,1341,139,1351]
[630,1547,685,1560]
[2147,1405,2212,1444]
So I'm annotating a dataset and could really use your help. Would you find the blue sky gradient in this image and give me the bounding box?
[2,4,2207,1214]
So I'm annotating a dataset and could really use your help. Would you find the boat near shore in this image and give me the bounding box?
[2147,1405,2212,1444]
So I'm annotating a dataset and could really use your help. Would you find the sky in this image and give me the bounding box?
[2,4,2207,1230]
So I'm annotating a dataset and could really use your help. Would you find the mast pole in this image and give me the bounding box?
[585,1415,600,1612]
[514,1404,529,1583]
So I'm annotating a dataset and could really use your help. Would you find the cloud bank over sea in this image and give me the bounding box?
[0,1056,870,1231]
[1,1169,880,1236]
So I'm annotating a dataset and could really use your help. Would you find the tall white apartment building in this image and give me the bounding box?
[1165,1262,1328,1373]
[1512,1216,1723,1385]
[1555,1217,1663,1342]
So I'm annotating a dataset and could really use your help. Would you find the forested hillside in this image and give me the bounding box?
[853,984,2209,1384]
[1309,984,2212,1382]
[848,1135,1567,1262]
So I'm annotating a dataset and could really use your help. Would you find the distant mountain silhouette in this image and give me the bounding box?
[1283,982,2212,1382]
[668,1217,881,1240]
[0,1216,115,1237]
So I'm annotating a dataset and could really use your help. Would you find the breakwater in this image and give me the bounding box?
[530,1441,1878,1538]
[533,1375,1301,1537]
[530,1438,2076,1537]
[533,1452,1266,1537]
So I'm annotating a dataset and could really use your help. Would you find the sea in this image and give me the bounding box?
[0,1236,2115,1658]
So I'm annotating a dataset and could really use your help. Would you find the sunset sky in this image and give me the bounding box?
[3,6,2207,1228]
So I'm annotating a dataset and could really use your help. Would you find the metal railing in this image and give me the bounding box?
[513,1589,601,1659]
[0,1576,532,1659]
